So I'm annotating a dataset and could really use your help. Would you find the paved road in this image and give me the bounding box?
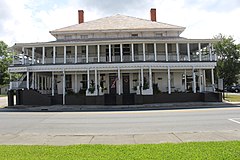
[0,106,240,145]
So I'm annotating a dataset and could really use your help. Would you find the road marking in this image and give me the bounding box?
[229,118,240,124]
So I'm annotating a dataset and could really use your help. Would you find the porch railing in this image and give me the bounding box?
[10,81,27,90]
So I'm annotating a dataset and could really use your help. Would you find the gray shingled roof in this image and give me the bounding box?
[51,14,185,33]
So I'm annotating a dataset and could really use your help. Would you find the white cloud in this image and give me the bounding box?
[0,0,240,46]
[152,0,240,42]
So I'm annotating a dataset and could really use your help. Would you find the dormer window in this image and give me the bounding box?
[80,35,88,39]
[155,33,163,37]
[65,35,72,40]
[131,34,138,37]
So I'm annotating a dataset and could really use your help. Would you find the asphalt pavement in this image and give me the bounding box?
[0,106,239,145]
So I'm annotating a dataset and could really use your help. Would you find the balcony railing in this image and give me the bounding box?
[123,55,131,62]
[134,54,143,61]
[168,54,177,61]
[179,55,189,61]
[157,54,166,61]
[12,53,217,66]
[45,58,53,64]
[145,54,155,61]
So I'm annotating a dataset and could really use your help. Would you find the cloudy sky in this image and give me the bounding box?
[1,0,240,46]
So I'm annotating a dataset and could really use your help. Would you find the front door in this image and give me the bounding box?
[109,75,117,94]
[122,74,130,94]
[122,74,134,104]
[105,75,117,105]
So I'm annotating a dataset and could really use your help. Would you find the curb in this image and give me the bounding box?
[1,102,240,112]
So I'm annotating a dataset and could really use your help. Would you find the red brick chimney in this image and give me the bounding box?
[150,8,156,22]
[78,10,84,24]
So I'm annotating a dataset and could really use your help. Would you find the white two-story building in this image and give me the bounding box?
[8,9,221,106]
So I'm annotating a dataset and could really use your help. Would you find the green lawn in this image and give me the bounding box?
[224,94,240,102]
[0,94,7,97]
[0,141,239,160]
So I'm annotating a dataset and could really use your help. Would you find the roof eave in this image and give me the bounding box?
[50,27,186,35]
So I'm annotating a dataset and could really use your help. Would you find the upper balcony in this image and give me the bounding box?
[11,42,217,66]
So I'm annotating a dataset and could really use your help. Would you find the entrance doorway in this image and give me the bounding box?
[122,74,134,105]
[109,75,117,94]
[122,74,130,94]
[105,74,117,105]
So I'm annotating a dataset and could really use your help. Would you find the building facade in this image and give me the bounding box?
[8,9,221,106]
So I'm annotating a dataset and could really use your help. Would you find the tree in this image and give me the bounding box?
[0,41,13,85]
[214,34,240,86]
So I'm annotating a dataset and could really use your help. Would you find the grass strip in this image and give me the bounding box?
[224,94,240,102]
[0,141,239,160]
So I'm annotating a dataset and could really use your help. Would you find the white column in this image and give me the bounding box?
[75,45,77,63]
[22,47,25,65]
[154,43,157,61]
[118,67,121,95]
[32,47,35,64]
[26,71,29,89]
[192,68,196,93]
[184,70,187,92]
[95,69,97,94]
[141,67,144,93]
[37,74,40,90]
[87,69,90,89]
[165,43,168,61]
[199,69,202,93]
[149,67,152,90]
[131,43,134,61]
[143,43,146,61]
[34,73,37,90]
[41,76,44,90]
[52,72,54,96]
[64,46,66,64]
[108,44,111,62]
[42,46,45,64]
[32,72,35,89]
[198,43,202,61]
[138,70,141,89]
[211,68,215,91]
[86,45,89,63]
[97,45,100,62]
[209,43,213,61]
[53,46,56,64]
[47,77,49,90]
[45,76,47,90]
[212,45,217,61]
[26,49,29,64]
[98,71,101,95]
[62,70,65,105]
[203,70,206,92]
[49,77,51,90]
[120,44,123,62]
[168,67,171,94]
[74,73,78,93]
[187,43,190,61]
[176,43,179,61]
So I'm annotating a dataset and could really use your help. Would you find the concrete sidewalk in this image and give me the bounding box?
[2,101,240,112]
[1,130,240,145]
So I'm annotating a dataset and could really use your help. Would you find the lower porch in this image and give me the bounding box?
[8,67,221,106]
[8,89,222,106]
